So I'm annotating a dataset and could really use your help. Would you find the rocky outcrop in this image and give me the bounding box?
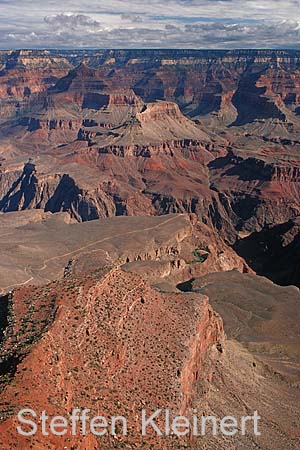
[0,267,224,449]
[18,117,81,132]
[137,101,182,122]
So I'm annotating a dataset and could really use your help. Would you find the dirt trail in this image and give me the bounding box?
[0,215,184,294]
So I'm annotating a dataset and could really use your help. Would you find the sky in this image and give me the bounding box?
[0,0,300,49]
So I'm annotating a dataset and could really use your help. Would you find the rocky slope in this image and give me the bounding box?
[0,266,225,449]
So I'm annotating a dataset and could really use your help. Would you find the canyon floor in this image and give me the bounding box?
[0,49,300,449]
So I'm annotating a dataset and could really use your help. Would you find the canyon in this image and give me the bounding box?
[0,49,300,449]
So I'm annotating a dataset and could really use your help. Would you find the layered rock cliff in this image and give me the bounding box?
[2,49,300,127]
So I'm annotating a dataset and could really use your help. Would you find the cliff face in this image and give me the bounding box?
[208,150,300,242]
[0,164,117,221]
[233,217,300,287]
[179,270,300,449]
[0,50,71,123]
[0,145,212,223]
[137,101,182,122]
[3,141,300,249]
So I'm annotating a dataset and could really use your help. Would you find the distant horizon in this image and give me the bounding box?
[2,48,300,52]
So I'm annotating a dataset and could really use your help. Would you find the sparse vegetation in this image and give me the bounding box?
[187,247,210,265]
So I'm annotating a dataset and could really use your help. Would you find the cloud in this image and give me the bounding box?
[1,0,300,48]
[121,14,143,23]
[44,14,102,31]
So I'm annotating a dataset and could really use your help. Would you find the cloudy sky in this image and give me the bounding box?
[1,0,300,49]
